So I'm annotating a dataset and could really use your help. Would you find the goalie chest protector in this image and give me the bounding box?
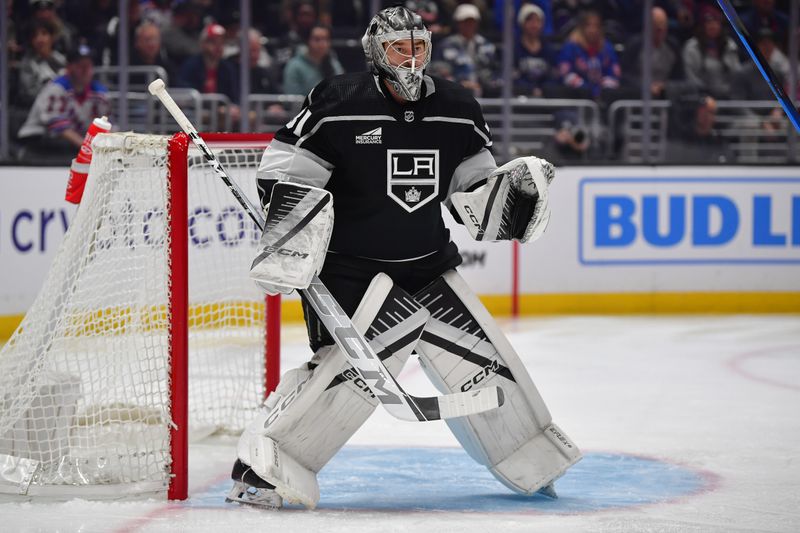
[273,72,493,261]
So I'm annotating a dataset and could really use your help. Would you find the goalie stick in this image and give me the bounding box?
[148,78,504,422]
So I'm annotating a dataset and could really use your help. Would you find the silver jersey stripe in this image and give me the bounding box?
[421,116,492,147]
[296,115,397,148]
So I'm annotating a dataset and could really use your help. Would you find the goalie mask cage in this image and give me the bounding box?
[0,132,279,501]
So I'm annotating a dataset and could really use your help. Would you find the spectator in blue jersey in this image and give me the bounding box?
[282,25,344,96]
[557,10,621,99]
[437,3,499,97]
[514,3,556,97]
[17,44,110,162]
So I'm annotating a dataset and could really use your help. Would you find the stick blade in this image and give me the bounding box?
[436,386,504,419]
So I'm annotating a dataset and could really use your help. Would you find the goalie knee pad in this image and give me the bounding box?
[414,270,581,495]
[237,273,429,507]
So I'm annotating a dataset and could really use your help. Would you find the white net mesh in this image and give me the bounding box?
[0,133,270,498]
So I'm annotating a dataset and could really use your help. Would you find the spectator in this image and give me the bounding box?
[17,44,110,162]
[162,0,203,67]
[621,6,682,98]
[731,28,789,103]
[29,0,77,54]
[551,0,617,43]
[668,94,731,163]
[437,3,499,97]
[557,10,621,99]
[731,28,789,146]
[494,0,554,37]
[514,3,556,97]
[98,0,143,67]
[141,0,174,29]
[740,0,789,48]
[233,29,281,95]
[132,21,176,82]
[282,25,343,96]
[681,4,740,100]
[177,23,241,106]
[405,1,448,41]
[17,19,66,108]
[271,0,320,73]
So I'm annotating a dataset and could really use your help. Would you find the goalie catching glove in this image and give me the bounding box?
[250,182,333,295]
[450,156,554,243]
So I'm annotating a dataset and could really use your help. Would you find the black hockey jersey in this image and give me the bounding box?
[258,72,496,261]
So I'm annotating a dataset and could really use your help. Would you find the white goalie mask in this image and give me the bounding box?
[362,6,432,102]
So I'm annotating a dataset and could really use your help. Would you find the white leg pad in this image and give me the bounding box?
[249,435,320,508]
[414,270,581,495]
[237,274,429,507]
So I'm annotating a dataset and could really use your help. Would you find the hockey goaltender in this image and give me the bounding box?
[227,5,581,509]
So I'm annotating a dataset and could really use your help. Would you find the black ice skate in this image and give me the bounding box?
[225,459,283,509]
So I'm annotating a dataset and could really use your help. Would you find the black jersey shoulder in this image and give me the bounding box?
[308,72,386,116]
[425,75,486,121]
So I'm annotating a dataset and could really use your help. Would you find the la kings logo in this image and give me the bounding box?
[386,149,439,213]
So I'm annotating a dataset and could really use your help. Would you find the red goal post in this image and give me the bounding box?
[167,132,279,499]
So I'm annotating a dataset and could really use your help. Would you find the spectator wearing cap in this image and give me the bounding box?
[681,4,740,100]
[437,3,500,97]
[620,6,682,98]
[282,24,343,96]
[493,0,553,37]
[28,0,76,54]
[17,19,66,108]
[17,44,110,162]
[557,10,621,99]
[162,0,204,67]
[177,23,241,108]
[514,3,556,97]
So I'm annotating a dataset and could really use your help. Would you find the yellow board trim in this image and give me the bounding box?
[2,292,799,340]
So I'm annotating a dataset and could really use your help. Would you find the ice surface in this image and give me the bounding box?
[1,315,798,532]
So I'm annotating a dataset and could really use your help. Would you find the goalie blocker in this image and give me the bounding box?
[250,182,333,295]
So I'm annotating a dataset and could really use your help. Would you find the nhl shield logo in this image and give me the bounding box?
[404,110,415,122]
[386,149,439,212]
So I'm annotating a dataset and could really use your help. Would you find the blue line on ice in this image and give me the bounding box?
[186,447,713,514]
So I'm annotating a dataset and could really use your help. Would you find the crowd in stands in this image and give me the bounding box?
[4,0,796,164]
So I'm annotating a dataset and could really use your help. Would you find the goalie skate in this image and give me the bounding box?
[226,459,283,509]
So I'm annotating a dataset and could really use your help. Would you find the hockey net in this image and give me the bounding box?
[0,132,278,500]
